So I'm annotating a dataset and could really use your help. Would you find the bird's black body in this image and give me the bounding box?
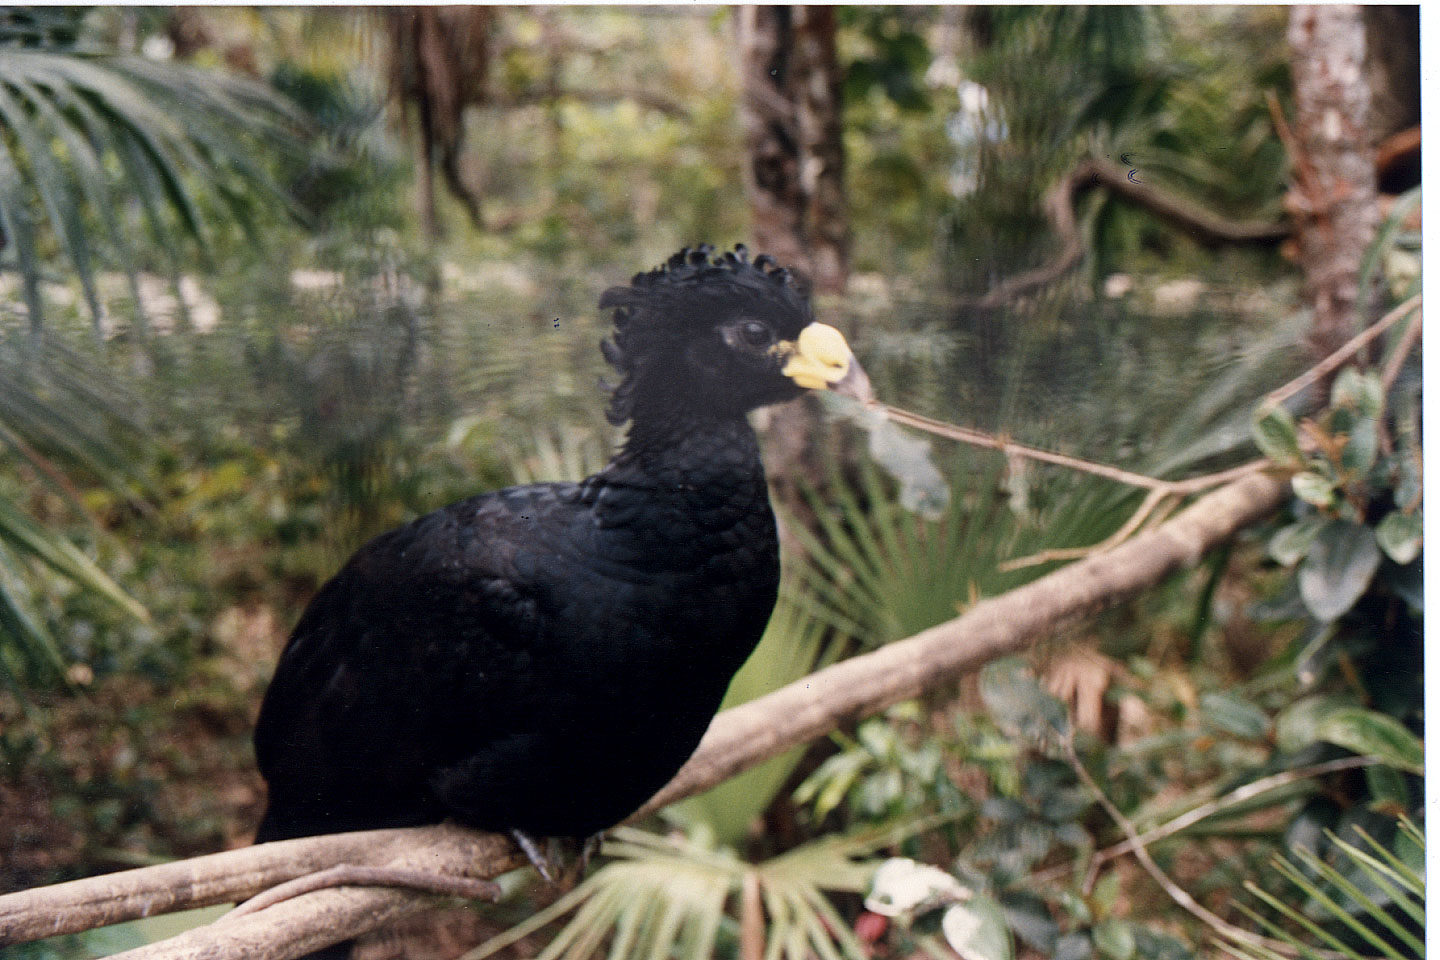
[254,246,863,847]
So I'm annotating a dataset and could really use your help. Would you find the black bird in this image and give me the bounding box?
[253,246,870,860]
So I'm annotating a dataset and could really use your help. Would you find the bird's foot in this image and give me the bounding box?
[509,829,605,890]
[510,828,560,885]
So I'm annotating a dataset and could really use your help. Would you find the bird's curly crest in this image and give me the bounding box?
[597,244,808,425]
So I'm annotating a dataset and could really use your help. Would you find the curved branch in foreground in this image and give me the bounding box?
[0,472,1291,960]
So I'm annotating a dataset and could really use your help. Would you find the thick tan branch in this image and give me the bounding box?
[638,471,1288,814]
[0,472,1290,959]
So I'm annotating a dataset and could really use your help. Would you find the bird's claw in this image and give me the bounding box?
[510,829,605,890]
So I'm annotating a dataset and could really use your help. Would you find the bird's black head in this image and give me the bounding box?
[598,245,870,426]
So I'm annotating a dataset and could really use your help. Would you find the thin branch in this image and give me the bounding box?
[222,867,500,923]
[0,472,1292,959]
[1061,737,1321,957]
[877,294,1422,570]
[1379,304,1422,394]
[873,403,1227,494]
[1031,755,1381,888]
[1001,487,1169,571]
[958,158,1289,310]
[1263,294,1421,408]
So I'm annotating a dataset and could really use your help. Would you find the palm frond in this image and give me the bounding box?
[1218,818,1424,960]
[466,818,956,960]
[0,37,305,332]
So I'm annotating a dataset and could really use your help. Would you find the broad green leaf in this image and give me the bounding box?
[1268,515,1325,566]
[1093,919,1136,960]
[978,657,1069,745]
[1340,416,1378,475]
[1290,472,1335,509]
[1375,510,1422,565]
[1053,931,1094,960]
[1363,764,1409,812]
[1297,521,1380,622]
[942,898,1013,960]
[1251,404,1302,465]
[1314,707,1423,774]
[1199,691,1269,740]
[999,891,1058,954]
[1329,367,1382,419]
[1275,695,1354,753]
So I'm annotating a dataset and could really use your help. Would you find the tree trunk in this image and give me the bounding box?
[388,7,493,237]
[736,6,849,296]
[737,6,851,531]
[1286,5,1382,365]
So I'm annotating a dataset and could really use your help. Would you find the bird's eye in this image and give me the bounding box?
[738,320,773,347]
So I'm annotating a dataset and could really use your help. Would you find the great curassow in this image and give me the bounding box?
[252,245,871,954]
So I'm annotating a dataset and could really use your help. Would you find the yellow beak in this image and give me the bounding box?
[779,323,874,402]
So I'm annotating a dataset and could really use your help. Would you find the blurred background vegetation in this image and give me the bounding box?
[0,6,1421,960]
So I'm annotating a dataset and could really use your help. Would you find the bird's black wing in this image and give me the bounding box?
[253,483,574,841]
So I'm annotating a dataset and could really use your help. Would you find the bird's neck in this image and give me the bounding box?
[609,412,765,495]
[585,412,773,542]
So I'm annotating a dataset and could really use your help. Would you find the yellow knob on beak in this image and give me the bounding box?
[779,323,874,402]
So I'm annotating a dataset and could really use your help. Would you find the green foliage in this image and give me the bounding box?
[471,822,931,960]
[795,703,964,825]
[0,337,150,688]
[0,7,305,333]
[1220,820,1424,960]
[839,8,933,112]
[1253,359,1421,622]
[1246,294,1422,839]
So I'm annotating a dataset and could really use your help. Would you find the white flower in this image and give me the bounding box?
[864,858,970,917]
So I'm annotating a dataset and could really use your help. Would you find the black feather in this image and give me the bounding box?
[256,246,820,847]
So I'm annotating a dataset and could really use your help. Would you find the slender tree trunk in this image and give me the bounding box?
[388,7,493,238]
[1286,5,1382,365]
[736,6,849,296]
[737,6,851,526]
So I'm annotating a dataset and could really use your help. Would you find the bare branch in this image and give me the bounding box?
[1063,738,1296,955]
[0,471,1291,959]
[1264,294,1420,407]
[959,158,1289,309]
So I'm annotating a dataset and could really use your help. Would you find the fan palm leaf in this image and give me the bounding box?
[0,31,305,334]
[0,9,306,686]
[466,818,954,960]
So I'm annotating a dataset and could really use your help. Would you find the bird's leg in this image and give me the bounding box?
[555,832,605,890]
[580,832,603,870]
[510,830,605,890]
[510,828,560,885]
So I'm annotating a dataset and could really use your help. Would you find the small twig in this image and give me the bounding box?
[1263,295,1421,408]
[1032,755,1380,887]
[1379,305,1422,395]
[1062,736,1345,958]
[874,294,1422,571]
[222,866,501,922]
[1265,90,1322,208]
[875,404,1199,493]
[1002,488,1169,571]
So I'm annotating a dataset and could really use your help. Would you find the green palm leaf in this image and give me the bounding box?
[0,26,305,332]
[1218,818,1424,960]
